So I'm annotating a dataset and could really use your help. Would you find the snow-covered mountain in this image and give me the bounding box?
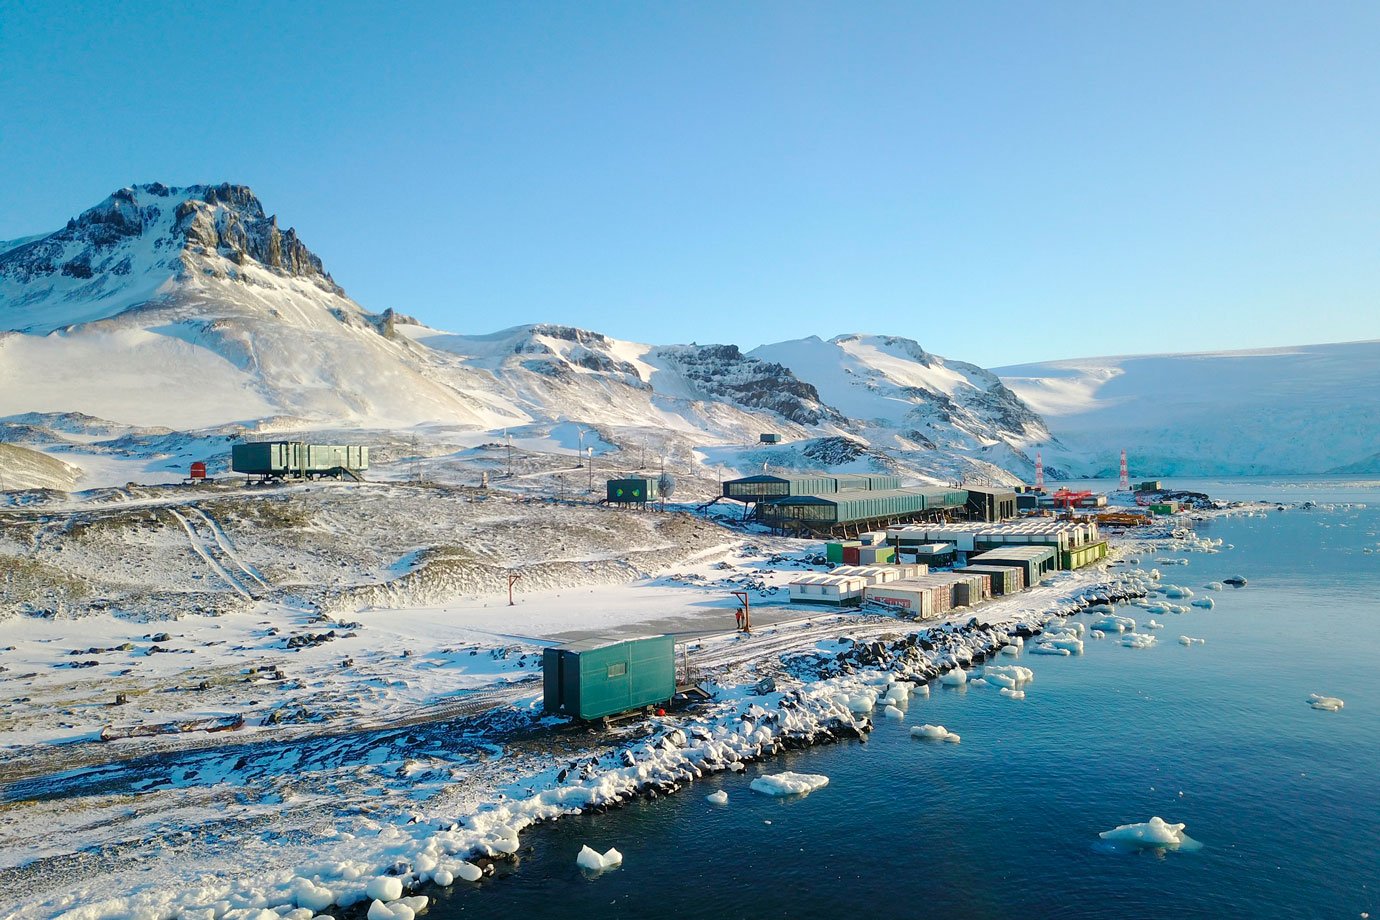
[996,341,1380,476]
[1,183,1052,489]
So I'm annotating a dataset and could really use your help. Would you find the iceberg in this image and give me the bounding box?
[1098,816,1193,849]
[750,771,830,797]
[1121,633,1157,649]
[1178,636,1205,646]
[706,790,729,805]
[910,724,960,743]
[1092,615,1136,633]
[940,668,968,686]
[577,845,624,871]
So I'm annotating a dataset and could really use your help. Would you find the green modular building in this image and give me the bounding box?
[721,473,902,504]
[606,477,660,504]
[230,441,369,480]
[542,635,676,721]
[964,486,1019,522]
[1060,539,1110,570]
[968,545,1058,586]
[757,488,969,534]
[958,564,1024,596]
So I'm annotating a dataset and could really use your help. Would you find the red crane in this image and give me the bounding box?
[1051,488,1092,514]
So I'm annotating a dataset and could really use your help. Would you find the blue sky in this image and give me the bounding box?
[2,1,1377,366]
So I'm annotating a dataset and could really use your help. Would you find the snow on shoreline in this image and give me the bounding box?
[12,560,1165,920]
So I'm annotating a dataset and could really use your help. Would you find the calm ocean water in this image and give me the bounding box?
[430,479,1380,919]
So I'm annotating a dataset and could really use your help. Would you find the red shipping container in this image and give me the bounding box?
[842,545,862,565]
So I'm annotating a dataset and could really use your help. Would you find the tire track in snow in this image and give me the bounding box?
[166,508,255,600]
[186,506,270,591]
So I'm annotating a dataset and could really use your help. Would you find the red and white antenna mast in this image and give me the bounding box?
[1034,450,1045,491]
[1118,449,1130,491]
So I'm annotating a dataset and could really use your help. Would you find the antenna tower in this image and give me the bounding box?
[1118,449,1130,491]
[1034,450,1045,491]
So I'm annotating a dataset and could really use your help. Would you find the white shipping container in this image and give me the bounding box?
[864,583,935,617]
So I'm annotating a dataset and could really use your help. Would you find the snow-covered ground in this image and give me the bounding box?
[0,494,1255,919]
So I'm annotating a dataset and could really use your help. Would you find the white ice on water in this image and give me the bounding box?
[749,772,830,797]
[1030,642,1071,655]
[980,665,1034,689]
[1191,597,1215,609]
[365,877,403,902]
[1145,619,1164,630]
[884,704,905,720]
[1178,636,1205,646]
[940,667,968,686]
[1092,614,1137,634]
[911,724,961,743]
[706,789,729,805]
[1122,633,1157,649]
[999,688,1026,700]
[1308,694,1345,712]
[577,845,624,871]
[1099,816,1189,847]
[1000,645,1021,656]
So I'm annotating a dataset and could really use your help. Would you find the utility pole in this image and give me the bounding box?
[505,431,513,479]
[576,428,586,468]
[507,573,522,606]
[587,446,594,493]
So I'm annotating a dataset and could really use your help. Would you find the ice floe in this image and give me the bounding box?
[1308,694,1345,712]
[980,665,1034,689]
[999,688,1026,700]
[1178,636,1205,646]
[1191,597,1215,609]
[910,724,961,743]
[1121,633,1157,649]
[750,772,830,797]
[705,790,729,805]
[939,667,968,686]
[1145,619,1163,630]
[1030,642,1071,655]
[577,845,624,871]
[1204,582,1225,591]
[365,877,403,902]
[1098,816,1196,850]
[884,705,905,720]
[1091,615,1136,633]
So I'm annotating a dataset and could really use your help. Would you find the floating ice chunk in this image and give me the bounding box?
[750,771,830,796]
[1086,604,1113,615]
[728,761,746,772]
[1042,631,1084,654]
[706,789,729,805]
[1178,636,1205,646]
[432,869,454,886]
[910,724,960,743]
[1145,619,1164,630]
[940,668,967,686]
[1204,582,1225,591]
[1191,598,1215,609]
[884,681,913,704]
[365,878,403,903]
[1089,630,1105,639]
[884,705,905,720]
[999,688,1026,700]
[454,862,483,882]
[577,845,624,871]
[1223,576,1247,586]
[1092,615,1136,633]
[1000,645,1021,656]
[968,678,989,688]
[1030,642,1071,655]
[1163,586,1194,599]
[1122,633,1157,649]
[1099,816,1190,848]
[982,665,1033,688]
[1308,694,1345,712]
[1007,635,1025,647]
[913,683,930,697]
[847,693,877,713]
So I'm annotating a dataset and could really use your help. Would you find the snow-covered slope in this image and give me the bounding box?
[751,334,1052,479]
[996,341,1380,476]
[1,182,1055,488]
[0,443,81,491]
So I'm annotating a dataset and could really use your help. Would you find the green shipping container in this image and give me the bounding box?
[825,541,859,563]
[543,635,675,720]
[231,441,369,477]
[607,477,660,503]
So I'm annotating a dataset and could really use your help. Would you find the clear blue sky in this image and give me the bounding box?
[3,1,1377,366]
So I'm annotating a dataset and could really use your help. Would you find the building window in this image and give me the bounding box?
[607,662,627,678]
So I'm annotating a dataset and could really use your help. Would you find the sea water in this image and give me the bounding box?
[428,480,1380,918]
